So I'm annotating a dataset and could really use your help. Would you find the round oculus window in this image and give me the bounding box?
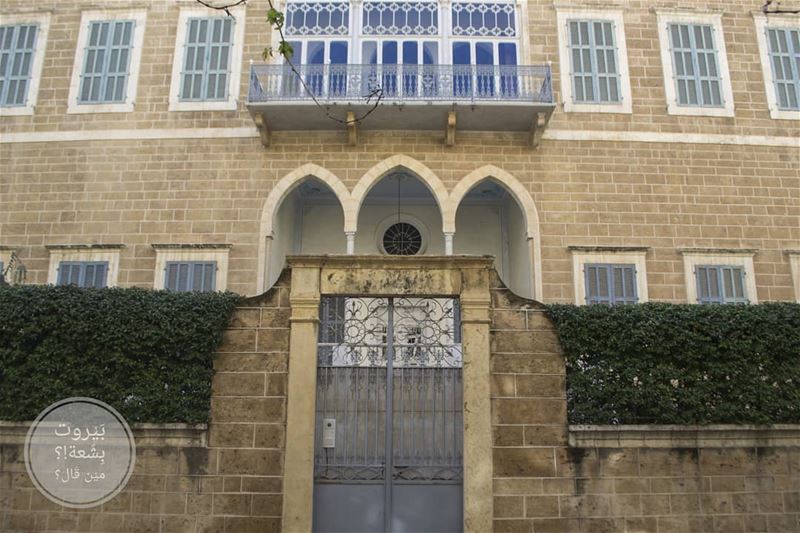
[382,222,423,256]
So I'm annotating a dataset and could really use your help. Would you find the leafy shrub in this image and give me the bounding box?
[0,285,238,423]
[546,303,800,425]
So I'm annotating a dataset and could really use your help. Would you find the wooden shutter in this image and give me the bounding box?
[585,264,612,304]
[165,261,216,292]
[180,17,233,101]
[568,19,621,104]
[57,261,108,288]
[79,20,134,103]
[766,27,800,110]
[0,24,38,106]
[668,23,722,107]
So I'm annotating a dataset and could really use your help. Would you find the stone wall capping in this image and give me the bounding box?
[678,248,758,255]
[286,254,496,270]
[0,421,207,447]
[44,243,126,250]
[567,246,650,253]
[0,246,18,251]
[569,424,800,448]
[784,249,800,255]
[151,243,233,250]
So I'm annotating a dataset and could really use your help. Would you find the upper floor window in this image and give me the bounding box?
[57,261,109,288]
[363,2,437,36]
[555,9,631,114]
[67,10,147,114]
[656,12,734,117]
[152,244,231,292]
[164,261,217,292]
[570,247,649,305]
[753,14,800,120]
[0,14,50,116]
[169,6,246,111]
[286,2,350,36]
[46,245,123,287]
[180,18,234,101]
[451,2,515,37]
[695,265,748,304]
[680,249,757,304]
[79,20,135,104]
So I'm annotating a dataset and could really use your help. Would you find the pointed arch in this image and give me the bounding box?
[444,165,539,237]
[445,165,543,300]
[349,155,448,233]
[260,163,354,237]
[257,163,353,293]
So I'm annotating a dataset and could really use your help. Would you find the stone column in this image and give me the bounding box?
[444,232,454,255]
[281,264,321,533]
[346,232,356,254]
[459,264,493,533]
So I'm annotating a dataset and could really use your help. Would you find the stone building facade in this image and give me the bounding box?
[1,0,799,531]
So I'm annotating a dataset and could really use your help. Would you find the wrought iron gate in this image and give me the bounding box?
[312,296,463,533]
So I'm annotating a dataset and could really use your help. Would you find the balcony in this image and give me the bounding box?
[246,63,555,147]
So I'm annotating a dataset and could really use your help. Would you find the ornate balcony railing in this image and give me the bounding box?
[248,63,553,104]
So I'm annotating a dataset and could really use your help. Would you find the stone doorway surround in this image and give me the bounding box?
[281,255,495,533]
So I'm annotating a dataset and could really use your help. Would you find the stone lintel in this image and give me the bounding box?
[568,245,650,253]
[286,254,495,270]
[45,243,126,250]
[151,243,233,250]
[784,249,800,256]
[569,424,800,448]
[677,247,758,255]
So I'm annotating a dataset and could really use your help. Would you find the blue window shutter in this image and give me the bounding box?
[696,265,746,304]
[766,27,800,110]
[568,19,621,104]
[57,261,109,288]
[165,261,216,292]
[180,17,233,101]
[669,23,722,107]
[586,264,638,305]
[0,24,38,107]
[585,264,611,304]
[79,20,134,104]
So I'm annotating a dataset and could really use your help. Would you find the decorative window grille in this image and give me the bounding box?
[382,222,423,255]
[766,27,800,110]
[362,2,439,36]
[0,24,38,107]
[180,17,234,101]
[668,23,723,107]
[568,20,620,103]
[285,2,350,36]
[451,2,516,37]
[57,261,109,288]
[584,264,638,305]
[78,20,135,104]
[164,261,217,292]
[695,265,748,304]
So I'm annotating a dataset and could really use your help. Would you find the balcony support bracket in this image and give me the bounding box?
[346,111,357,146]
[252,112,271,148]
[529,109,552,149]
[445,111,457,146]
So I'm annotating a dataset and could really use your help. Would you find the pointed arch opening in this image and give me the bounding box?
[258,165,351,291]
[446,167,542,299]
[354,168,445,255]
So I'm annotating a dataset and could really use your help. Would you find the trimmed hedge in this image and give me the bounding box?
[547,303,800,425]
[0,285,239,423]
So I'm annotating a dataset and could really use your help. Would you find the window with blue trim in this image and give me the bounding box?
[57,261,108,288]
[668,23,723,107]
[567,20,620,103]
[695,265,748,304]
[0,24,38,107]
[584,264,638,305]
[78,20,134,104]
[165,261,217,292]
[180,17,234,101]
[766,27,800,110]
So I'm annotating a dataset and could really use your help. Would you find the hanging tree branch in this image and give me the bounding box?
[194,0,383,125]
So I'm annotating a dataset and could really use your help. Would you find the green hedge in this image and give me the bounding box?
[546,303,800,425]
[0,285,239,423]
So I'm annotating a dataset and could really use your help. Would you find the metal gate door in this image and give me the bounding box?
[312,296,463,533]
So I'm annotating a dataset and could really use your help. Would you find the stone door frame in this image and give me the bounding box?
[281,255,494,533]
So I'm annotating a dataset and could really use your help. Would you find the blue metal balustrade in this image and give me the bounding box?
[248,63,552,104]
